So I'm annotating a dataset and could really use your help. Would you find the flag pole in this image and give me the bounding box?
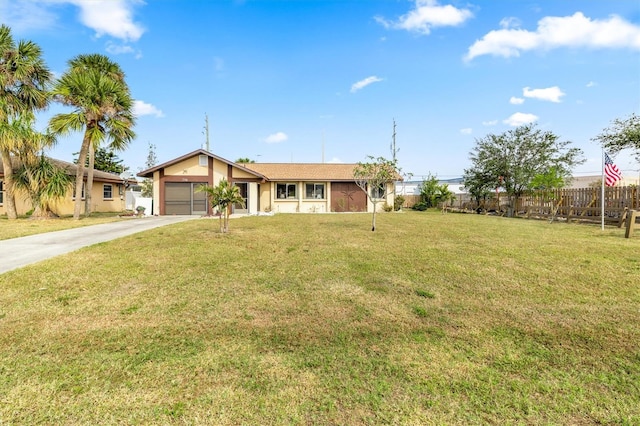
[601,149,605,231]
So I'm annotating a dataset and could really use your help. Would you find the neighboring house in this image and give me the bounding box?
[0,157,135,217]
[567,175,638,189]
[397,178,469,208]
[136,149,398,215]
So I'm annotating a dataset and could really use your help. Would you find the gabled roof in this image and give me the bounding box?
[0,156,136,184]
[242,163,360,181]
[136,149,267,180]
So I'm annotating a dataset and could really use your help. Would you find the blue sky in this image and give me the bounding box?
[2,0,639,180]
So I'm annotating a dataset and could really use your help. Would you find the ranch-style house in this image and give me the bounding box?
[136,149,399,215]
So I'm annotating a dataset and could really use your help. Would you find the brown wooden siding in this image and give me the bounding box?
[331,182,366,212]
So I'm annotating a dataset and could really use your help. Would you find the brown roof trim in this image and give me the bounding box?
[136,149,267,180]
[0,156,137,184]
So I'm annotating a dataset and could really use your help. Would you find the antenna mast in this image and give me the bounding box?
[391,118,398,162]
[322,129,325,163]
[204,113,210,152]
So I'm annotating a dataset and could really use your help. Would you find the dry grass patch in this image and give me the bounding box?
[0,211,638,424]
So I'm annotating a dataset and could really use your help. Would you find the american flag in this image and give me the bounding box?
[604,152,622,187]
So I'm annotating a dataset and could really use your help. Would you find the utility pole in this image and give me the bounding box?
[391,119,398,209]
[204,113,210,152]
[391,119,398,162]
[322,129,325,163]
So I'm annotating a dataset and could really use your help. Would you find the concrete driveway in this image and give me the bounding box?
[0,216,197,275]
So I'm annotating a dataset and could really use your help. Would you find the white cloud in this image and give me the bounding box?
[375,0,473,35]
[523,86,565,103]
[133,100,164,118]
[465,12,640,61]
[67,0,145,41]
[105,41,142,58]
[0,0,58,33]
[499,17,521,29]
[327,157,343,163]
[351,76,383,93]
[0,0,144,42]
[264,132,288,144]
[105,42,134,55]
[460,128,472,135]
[510,96,525,105]
[586,81,597,87]
[482,120,498,126]
[503,112,538,126]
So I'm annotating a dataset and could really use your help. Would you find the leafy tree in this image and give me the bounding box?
[418,174,439,208]
[140,141,157,198]
[197,179,245,233]
[462,167,494,209]
[466,124,584,216]
[73,146,126,174]
[415,174,455,211]
[0,25,51,219]
[529,166,567,222]
[592,113,640,162]
[435,183,455,210]
[49,54,135,219]
[353,156,399,231]
[235,157,255,164]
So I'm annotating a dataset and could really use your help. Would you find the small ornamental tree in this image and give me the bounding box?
[198,179,245,233]
[353,156,399,231]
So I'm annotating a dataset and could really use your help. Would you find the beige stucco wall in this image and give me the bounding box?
[165,156,209,177]
[0,180,125,217]
[366,182,396,212]
[258,183,272,212]
[212,159,227,183]
[233,167,258,179]
[259,181,335,213]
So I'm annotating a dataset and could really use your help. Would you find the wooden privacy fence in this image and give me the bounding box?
[519,186,639,224]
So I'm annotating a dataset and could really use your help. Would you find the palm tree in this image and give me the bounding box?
[49,54,135,219]
[15,154,72,219]
[198,179,245,233]
[0,25,51,219]
[8,116,69,218]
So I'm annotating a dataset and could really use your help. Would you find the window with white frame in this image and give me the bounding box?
[199,155,208,167]
[305,183,325,199]
[103,184,113,199]
[370,183,385,199]
[276,183,297,199]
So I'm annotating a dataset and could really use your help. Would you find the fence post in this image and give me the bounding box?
[625,210,638,238]
[618,207,628,228]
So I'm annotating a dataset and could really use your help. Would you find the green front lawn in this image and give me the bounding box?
[0,212,638,424]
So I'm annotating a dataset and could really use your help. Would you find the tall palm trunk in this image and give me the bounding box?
[0,149,17,219]
[85,143,95,216]
[73,135,91,219]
